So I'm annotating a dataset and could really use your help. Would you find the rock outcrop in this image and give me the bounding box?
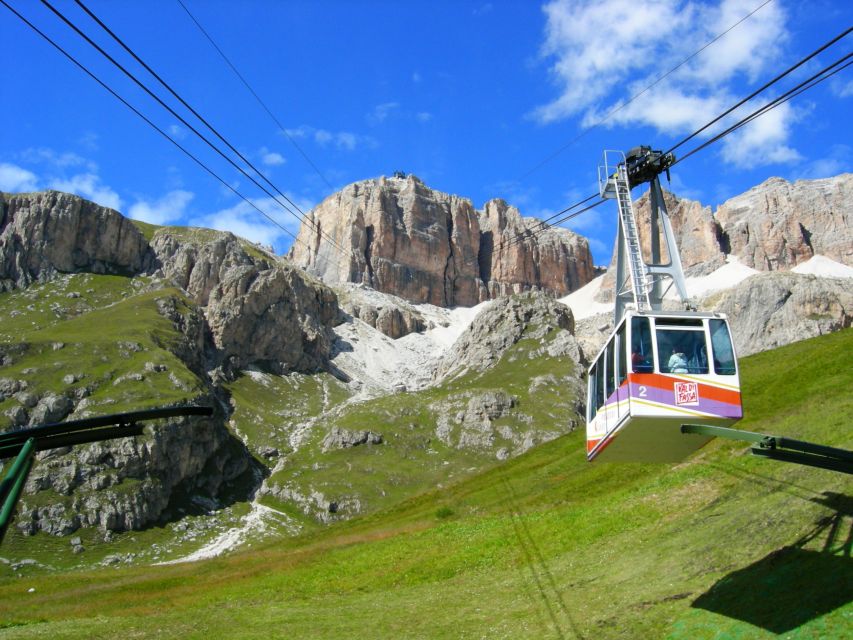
[0,191,346,537]
[479,198,594,298]
[17,410,248,535]
[572,272,853,364]
[337,284,427,339]
[288,175,595,307]
[321,426,383,452]
[0,192,344,376]
[206,263,340,371]
[709,272,853,357]
[597,174,852,301]
[0,191,154,291]
[715,175,852,270]
[435,291,581,382]
[151,230,273,306]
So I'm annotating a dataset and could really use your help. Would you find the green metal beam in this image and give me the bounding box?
[681,424,768,444]
[0,405,213,545]
[681,424,853,475]
[0,405,213,458]
[0,438,36,542]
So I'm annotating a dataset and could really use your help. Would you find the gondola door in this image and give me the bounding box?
[613,321,630,428]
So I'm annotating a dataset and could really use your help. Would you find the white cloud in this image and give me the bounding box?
[368,102,400,125]
[793,144,851,180]
[284,126,309,139]
[192,194,316,252]
[314,129,333,145]
[336,132,357,151]
[20,148,89,170]
[720,100,802,168]
[831,78,853,98]
[78,131,99,152]
[534,0,796,165]
[0,162,39,192]
[416,112,433,123]
[128,190,194,226]
[534,0,688,123]
[412,71,422,83]
[260,147,286,166]
[168,124,187,140]
[48,173,122,211]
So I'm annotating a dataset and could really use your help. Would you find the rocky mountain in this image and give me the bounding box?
[1,170,851,566]
[710,271,852,357]
[0,190,343,537]
[597,173,853,299]
[0,190,155,291]
[571,174,853,362]
[288,175,595,307]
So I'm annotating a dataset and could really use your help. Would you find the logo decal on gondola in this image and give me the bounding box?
[674,381,699,406]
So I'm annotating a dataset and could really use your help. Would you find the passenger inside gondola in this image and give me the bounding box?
[668,346,688,373]
[657,327,709,374]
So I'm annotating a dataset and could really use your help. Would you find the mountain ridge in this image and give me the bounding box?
[0,171,851,557]
[288,174,596,306]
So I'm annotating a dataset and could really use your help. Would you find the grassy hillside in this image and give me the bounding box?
[247,322,583,524]
[0,329,850,638]
[0,274,205,424]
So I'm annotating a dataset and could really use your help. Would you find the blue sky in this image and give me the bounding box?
[1,0,851,265]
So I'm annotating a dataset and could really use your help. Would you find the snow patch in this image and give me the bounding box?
[683,256,760,298]
[559,256,762,318]
[558,276,611,320]
[792,255,853,278]
[330,293,493,396]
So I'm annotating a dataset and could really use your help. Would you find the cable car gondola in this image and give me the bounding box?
[586,310,741,462]
[586,148,743,462]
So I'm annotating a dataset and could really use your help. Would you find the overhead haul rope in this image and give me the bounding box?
[519,0,778,181]
[40,0,353,262]
[7,1,849,283]
[71,0,318,231]
[665,24,853,155]
[174,0,336,193]
[508,27,853,249]
[0,0,317,254]
[673,51,853,166]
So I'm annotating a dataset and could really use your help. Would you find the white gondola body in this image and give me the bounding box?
[586,311,742,462]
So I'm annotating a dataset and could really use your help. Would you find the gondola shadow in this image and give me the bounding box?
[691,492,853,634]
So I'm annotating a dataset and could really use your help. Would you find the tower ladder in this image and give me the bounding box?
[613,164,651,312]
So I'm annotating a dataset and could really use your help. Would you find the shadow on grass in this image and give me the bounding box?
[692,492,853,633]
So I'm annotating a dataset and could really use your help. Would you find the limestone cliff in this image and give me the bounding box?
[0,191,155,291]
[709,272,852,357]
[596,174,853,301]
[715,175,852,270]
[288,175,595,306]
[150,229,341,372]
[0,191,343,537]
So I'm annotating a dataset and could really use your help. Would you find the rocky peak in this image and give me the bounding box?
[288,177,595,307]
[0,190,343,376]
[715,174,852,270]
[596,173,853,302]
[151,229,273,306]
[0,190,155,291]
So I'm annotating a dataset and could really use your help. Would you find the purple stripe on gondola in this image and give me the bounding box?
[628,382,741,418]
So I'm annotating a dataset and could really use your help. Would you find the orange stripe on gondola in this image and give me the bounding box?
[628,373,740,405]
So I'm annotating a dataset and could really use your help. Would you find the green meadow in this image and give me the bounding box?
[0,329,850,638]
